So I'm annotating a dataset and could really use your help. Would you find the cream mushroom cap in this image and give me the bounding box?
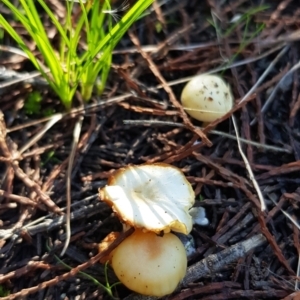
[99,163,195,234]
[181,74,233,122]
[111,229,187,296]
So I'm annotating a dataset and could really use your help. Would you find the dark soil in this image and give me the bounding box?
[1,0,300,299]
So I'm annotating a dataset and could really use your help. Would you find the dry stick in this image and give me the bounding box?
[0,45,50,89]
[0,189,39,207]
[112,41,220,55]
[60,114,84,257]
[270,203,300,231]
[11,161,62,214]
[1,94,131,215]
[71,114,104,177]
[0,39,285,94]
[295,250,300,291]
[114,29,300,55]
[250,58,300,125]
[182,235,265,286]
[0,195,101,240]
[238,45,290,106]
[282,291,300,300]
[198,47,291,212]
[0,111,61,214]
[124,234,266,300]
[18,114,63,156]
[256,161,300,180]
[1,227,134,300]
[130,22,195,80]
[231,115,266,211]
[267,195,300,287]
[123,119,291,154]
[7,93,132,133]
[269,0,294,23]
[294,219,300,290]
[0,71,46,89]
[257,211,295,275]
[151,43,286,90]
[124,70,289,163]
[0,261,51,284]
[192,152,261,209]
[128,31,211,147]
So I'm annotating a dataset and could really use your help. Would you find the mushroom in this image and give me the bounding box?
[99,163,195,234]
[98,163,196,296]
[181,74,233,122]
[111,229,187,297]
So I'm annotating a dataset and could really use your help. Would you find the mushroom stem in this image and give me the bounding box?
[124,234,266,300]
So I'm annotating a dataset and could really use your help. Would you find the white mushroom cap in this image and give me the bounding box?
[99,163,195,234]
[111,229,187,296]
[181,74,233,122]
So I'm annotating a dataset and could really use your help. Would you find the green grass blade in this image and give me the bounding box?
[79,0,154,100]
[0,16,58,89]
[19,0,49,41]
[1,0,154,106]
[0,17,39,70]
[37,0,70,47]
[1,0,64,84]
[81,0,154,64]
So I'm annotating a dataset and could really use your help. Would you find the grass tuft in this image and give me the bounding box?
[0,0,154,109]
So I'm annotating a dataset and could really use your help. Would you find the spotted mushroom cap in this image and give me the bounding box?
[181,74,233,122]
[99,163,195,234]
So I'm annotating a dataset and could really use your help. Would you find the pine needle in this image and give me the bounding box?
[231,115,266,211]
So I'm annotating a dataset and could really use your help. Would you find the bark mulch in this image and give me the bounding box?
[0,0,300,299]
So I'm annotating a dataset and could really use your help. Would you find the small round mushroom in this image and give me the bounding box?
[111,229,187,297]
[99,163,195,234]
[181,74,233,122]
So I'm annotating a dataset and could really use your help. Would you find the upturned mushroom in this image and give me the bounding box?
[99,163,195,234]
[98,163,195,296]
[181,74,233,123]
